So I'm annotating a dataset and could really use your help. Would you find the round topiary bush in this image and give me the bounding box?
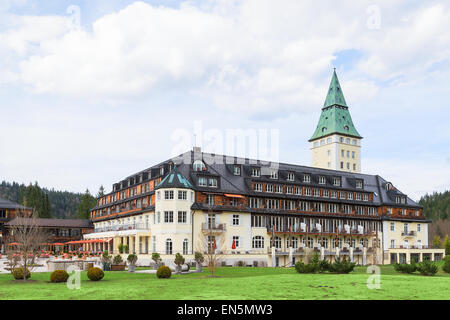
[156,265,172,279]
[87,267,104,281]
[50,270,69,283]
[12,267,31,280]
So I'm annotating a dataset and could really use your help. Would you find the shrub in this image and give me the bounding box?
[87,267,104,281]
[295,261,318,273]
[318,259,331,273]
[152,252,161,264]
[237,261,244,267]
[329,258,356,274]
[127,254,138,265]
[156,265,172,279]
[12,267,31,280]
[118,243,124,254]
[417,260,438,276]
[113,255,123,264]
[442,256,450,273]
[50,270,69,283]
[394,262,417,274]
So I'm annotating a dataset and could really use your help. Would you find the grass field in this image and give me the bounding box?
[0,265,449,300]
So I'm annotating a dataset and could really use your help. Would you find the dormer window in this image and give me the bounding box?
[333,177,341,187]
[401,197,407,204]
[269,170,278,179]
[287,172,294,181]
[198,177,207,187]
[254,183,262,192]
[233,165,241,176]
[356,179,363,189]
[303,174,311,183]
[208,178,217,187]
[318,176,326,185]
[193,160,206,172]
[251,168,261,177]
[160,167,164,175]
[385,182,393,191]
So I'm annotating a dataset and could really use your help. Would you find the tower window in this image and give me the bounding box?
[344,126,349,131]
[322,127,327,132]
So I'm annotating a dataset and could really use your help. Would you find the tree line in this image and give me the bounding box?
[0,181,102,220]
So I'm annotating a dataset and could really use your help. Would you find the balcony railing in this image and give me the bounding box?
[201,223,226,233]
[401,231,417,237]
[94,223,150,233]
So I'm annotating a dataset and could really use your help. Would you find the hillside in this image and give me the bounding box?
[0,181,84,219]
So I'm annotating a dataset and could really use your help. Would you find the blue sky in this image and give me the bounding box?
[0,0,449,200]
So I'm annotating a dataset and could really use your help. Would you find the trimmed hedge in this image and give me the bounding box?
[156,265,172,279]
[87,267,104,281]
[394,262,417,274]
[50,270,69,283]
[12,267,31,280]
[295,257,354,274]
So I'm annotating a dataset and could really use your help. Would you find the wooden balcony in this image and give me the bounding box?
[201,223,226,233]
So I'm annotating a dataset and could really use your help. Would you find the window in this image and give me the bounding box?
[327,137,332,144]
[287,172,295,181]
[286,186,293,194]
[206,194,214,205]
[270,171,278,179]
[193,160,206,171]
[164,211,174,223]
[254,183,262,192]
[232,236,240,248]
[266,184,273,193]
[363,193,369,201]
[333,177,341,187]
[251,214,265,227]
[390,222,395,231]
[346,138,350,144]
[178,211,187,223]
[165,239,173,254]
[313,189,320,197]
[183,239,189,255]
[232,214,240,226]
[353,164,357,171]
[328,204,338,213]
[318,176,326,184]
[307,237,314,249]
[274,185,282,193]
[340,162,344,169]
[352,151,355,159]
[352,139,357,145]
[327,150,331,156]
[208,178,217,187]
[271,236,282,249]
[356,180,363,189]
[233,165,241,175]
[303,174,311,183]
[347,150,350,158]
[198,177,207,186]
[164,190,174,200]
[251,168,261,177]
[157,191,161,200]
[323,189,329,197]
[252,236,265,249]
[178,190,187,200]
[417,224,421,232]
[347,162,350,170]
[391,240,395,249]
[330,190,337,199]
[304,188,312,196]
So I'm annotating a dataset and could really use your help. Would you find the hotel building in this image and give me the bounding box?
[86,71,445,266]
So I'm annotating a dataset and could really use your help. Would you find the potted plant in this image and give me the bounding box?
[101,251,112,271]
[152,253,161,270]
[194,252,204,273]
[111,255,125,271]
[124,244,129,254]
[118,243,124,254]
[127,254,138,273]
[174,253,185,274]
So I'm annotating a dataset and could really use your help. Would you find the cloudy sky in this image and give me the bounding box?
[0,0,449,200]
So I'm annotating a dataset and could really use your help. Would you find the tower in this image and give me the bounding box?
[309,70,362,173]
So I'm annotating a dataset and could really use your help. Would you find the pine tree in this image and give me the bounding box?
[77,189,96,219]
[97,185,105,198]
[444,235,450,255]
[432,235,442,248]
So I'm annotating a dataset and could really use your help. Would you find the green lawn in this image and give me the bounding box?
[0,265,449,300]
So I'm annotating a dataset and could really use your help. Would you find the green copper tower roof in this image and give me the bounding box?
[309,70,362,141]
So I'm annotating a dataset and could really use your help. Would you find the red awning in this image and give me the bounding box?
[224,193,245,198]
[51,243,65,246]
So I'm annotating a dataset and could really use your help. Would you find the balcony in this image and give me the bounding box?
[201,223,226,233]
[401,231,416,237]
[94,223,150,233]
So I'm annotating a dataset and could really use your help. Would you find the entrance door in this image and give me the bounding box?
[208,214,216,229]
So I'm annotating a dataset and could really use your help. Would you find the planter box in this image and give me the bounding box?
[111,264,126,271]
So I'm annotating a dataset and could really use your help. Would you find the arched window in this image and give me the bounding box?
[270,236,281,249]
[321,238,328,249]
[193,160,206,172]
[252,236,264,249]
[183,239,189,255]
[286,237,298,249]
[165,238,173,255]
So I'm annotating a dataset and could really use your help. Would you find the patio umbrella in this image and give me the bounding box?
[213,239,217,250]
[52,243,65,246]
[8,242,22,246]
[231,239,236,250]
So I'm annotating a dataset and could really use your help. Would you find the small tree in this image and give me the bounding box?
[443,235,450,255]
[194,251,204,273]
[432,235,442,249]
[101,251,112,270]
[152,252,161,269]
[195,233,224,277]
[127,254,138,272]
[174,253,185,274]
[6,214,50,281]
[118,243,124,254]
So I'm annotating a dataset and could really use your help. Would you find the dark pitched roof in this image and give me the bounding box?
[5,218,93,228]
[0,197,30,210]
